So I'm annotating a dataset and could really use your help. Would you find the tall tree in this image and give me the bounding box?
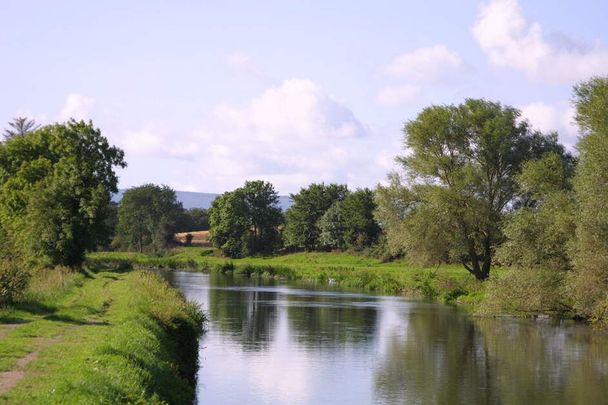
[209,180,282,257]
[0,120,125,266]
[116,184,184,253]
[570,76,608,321]
[283,183,348,251]
[378,99,571,280]
[3,117,39,141]
[340,188,381,249]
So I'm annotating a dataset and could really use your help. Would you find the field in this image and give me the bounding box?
[174,230,211,246]
[0,265,203,404]
[88,248,491,304]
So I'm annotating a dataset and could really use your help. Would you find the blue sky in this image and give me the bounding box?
[1,0,607,193]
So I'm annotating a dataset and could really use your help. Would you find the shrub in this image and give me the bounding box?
[0,261,30,306]
[480,268,568,315]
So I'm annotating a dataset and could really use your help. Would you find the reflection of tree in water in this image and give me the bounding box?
[374,309,498,405]
[375,310,608,405]
[206,273,279,351]
[286,295,378,348]
[475,319,608,404]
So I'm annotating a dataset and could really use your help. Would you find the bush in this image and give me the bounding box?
[0,261,30,305]
[480,268,568,315]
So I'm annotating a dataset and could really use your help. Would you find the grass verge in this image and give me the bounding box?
[0,264,204,404]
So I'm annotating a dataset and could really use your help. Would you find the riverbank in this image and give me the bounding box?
[0,264,204,404]
[88,248,489,305]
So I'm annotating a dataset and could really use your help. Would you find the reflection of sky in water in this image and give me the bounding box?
[167,271,608,405]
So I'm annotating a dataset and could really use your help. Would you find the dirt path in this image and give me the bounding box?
[0,333,65,394]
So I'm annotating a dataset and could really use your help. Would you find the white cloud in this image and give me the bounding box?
[375,85,420,106]
[473,0,608,83]
[59,93,95,121]
[223,51,267,80]
[185,79,396,192]
[520,101,578,148]
[384,45,463,82]
[120,127,201,160]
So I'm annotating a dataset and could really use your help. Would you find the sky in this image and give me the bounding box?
[1,0,607,194]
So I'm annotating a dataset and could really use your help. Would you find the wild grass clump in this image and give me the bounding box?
[480,268,568,316]
[23,266,84,304]
[0,261,30,306]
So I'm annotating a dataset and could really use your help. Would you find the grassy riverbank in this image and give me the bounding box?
[0,264,204,404]
[89,248,491,305]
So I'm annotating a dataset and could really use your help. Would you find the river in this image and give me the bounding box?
[164,271,608,405]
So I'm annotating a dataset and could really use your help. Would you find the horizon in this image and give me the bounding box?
[2,0,607,194]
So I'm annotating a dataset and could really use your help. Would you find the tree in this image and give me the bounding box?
[380,99,571,280]
[176,208,209,232]
[116,184,184,253]
[570,76,608,321]
[3,117,39,141]
[497,153,576,270]
[209,180,283,257]
[318,202,346,250]
[0,120,126,266]
[283,183,348,251]
[340,188,381,249]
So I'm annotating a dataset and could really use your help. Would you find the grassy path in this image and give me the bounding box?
[0,267,203,404]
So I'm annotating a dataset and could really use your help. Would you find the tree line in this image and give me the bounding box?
[1,75,607,325]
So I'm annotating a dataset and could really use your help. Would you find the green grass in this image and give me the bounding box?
[0,264,204,404]
[89,248,491,304]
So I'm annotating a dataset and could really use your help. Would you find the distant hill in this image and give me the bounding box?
[112,190,292,211]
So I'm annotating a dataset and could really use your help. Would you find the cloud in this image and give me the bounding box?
[473,0,608,83]
[121,127,201,160]
[520,101,578,148]
[223,51,267,80]
[375,85,420,106]
[185,79,396,192]
[59,93,95,121]
[383,45,463,82]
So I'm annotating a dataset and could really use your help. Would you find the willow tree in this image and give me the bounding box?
[570,76,608,321]
[378,99,570,280]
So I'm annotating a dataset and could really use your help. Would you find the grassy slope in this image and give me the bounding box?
[89,248,491,303]
[0,266,203,404]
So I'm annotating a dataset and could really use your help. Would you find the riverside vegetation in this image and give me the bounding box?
[100,76,608,327]
[1,75,608,401]
[0,264,203,404]
[0,120,204,403]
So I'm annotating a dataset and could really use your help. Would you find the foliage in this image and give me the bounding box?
[339,188,381,249]
[0,261,29,306]
[481,268,568,315]
[0,267,203,404]
[318,202,346,250]
[570,76,608,321]
[209,180,283,257]
[283,183,348,250]
[497,153,576,270]
[378,99,572,280]
[0,120,126,266]
[2,117,39,141]
[176,208,209,232]
[116,184,184,253]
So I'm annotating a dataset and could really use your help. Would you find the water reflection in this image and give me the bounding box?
[165,270,608,405]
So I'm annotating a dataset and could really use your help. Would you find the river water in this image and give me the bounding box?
[164,271,608,405]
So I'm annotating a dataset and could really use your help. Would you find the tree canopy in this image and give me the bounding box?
[209,180,282,257]
[570,76,608,320]
[377,99,572,280]
[0,120,125,265]
[116,184,184,253]
[283,183,348,251]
